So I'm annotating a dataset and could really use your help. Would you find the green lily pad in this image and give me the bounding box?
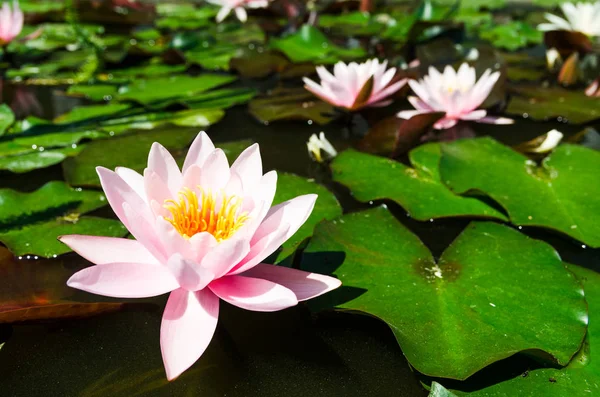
[115,74,236,105]
[272,173,342,265]
[0,105,15,136]
[301,207,587,380]
[63,129,249,187]
[331,145,507,221]
[249,87,335,125]
[480,22,542,51]
[0,145,85,173]
[440,137,600,247]
[441,264,599,396]
[66,84,119,101]
[0,182,126,257]
[270,25,366,64]
[506,85,600,124]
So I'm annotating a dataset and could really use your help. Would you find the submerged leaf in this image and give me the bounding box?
[249,87,335,125]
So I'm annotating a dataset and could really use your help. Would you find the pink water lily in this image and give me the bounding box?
[398,63,513,130]
[0,1,23,46]
[207,0,270,23]
[303,59,407,111]
[60,132,341,381]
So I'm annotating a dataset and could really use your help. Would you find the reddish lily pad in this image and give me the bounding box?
[0,247,131,323]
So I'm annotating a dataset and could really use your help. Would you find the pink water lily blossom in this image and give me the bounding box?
[207,0,270,23]
[303,59,407,111]
[0,1,23,46]
[60,132,341,381]
[398,63,513,130]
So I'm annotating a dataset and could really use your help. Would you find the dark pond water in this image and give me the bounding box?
[0,80,599,396]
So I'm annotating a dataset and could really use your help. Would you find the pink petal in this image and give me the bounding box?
[183,131,216,173]
[475,116,514,125]
[161,289,219,381]
[459,109,487,121]
[201,237,250,278]
[303,78,341,107]
[67,262,179,298]
[368,78,406,105]
[59,235,159,265]
[198,149,230,191]
[433,117,459,130]
[155,217,195,259]
[407,95,434,111]
[147,143,183,196]
[144,169,173,218]
[397,110,428,119]
[122,202,168,263]
[97,167,151,230]
[230,143,262,193]
[241,264,341,301]
[167,254,214,291]
[209,275,298,312]
[115,167,146,203]
[229,194,316,275]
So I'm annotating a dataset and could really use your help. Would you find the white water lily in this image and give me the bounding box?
[532,130,564,153]
[538,2,600,37]
[207,0,270,23]
[307,132,337,163]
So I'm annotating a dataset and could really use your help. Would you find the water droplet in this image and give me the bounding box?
[523,113,529,118]
[307,120,313,125]
[31,144,37,149]
[527,215,533,220]
[489,303,496,307]
[582,245,587,249]
[71,144,78,149]
[129,38,137,45]
[38,147,45,152]
[571,225,578,229]
[429,218,434,222]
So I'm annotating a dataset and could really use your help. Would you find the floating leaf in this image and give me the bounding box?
[480,22,542,51]
[440,137,600,247]
[0,182,126,257]
[272,173,342,264]
[441,264,599,395]
[301,207,587,380]
[0,145,85,173]
[270,25,366,64]
[249,87,335,125]
[429,382,458,397]
[0,247,130,323]
[0,105,15,136]
[506,85,600,124]
[331,144,507,221]
[115,74,236,105]
[66,84,119,101]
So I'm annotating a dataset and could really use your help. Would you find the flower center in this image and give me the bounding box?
[164,188,249,242]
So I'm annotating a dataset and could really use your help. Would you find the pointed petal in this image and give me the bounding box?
[475,116,514,125]
[199,149,230,191]
[230,143,262,193]
[183,131,216,173]
[459,109,487,121]
[201,238,250,278]
[235,7,247,22]
[67,262,179,298]
[241,264,341,301]
[59,235,159,265]
[115,167,146,204]
[96,167,151,230]
[209,275,297,312]
[167,254,214,291]
[148,143,183,196]
[216,6,231,22]
[161,289,219,381]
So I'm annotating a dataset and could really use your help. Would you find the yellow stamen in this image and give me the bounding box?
[163,188,249,241]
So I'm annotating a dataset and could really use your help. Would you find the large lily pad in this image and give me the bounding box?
[331,145,507,221]
[115,74,236,105]
[438,264,599,396]
[0,105,15,136]
[249,87,335,125]
[63,129,250,187]
[440,137,600,247]
[0,247,132,323]
[0,182,127,257]
[301,207,587,380]
[506,85,600,124]
[272,173,342,265]
[270,25,366,64]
